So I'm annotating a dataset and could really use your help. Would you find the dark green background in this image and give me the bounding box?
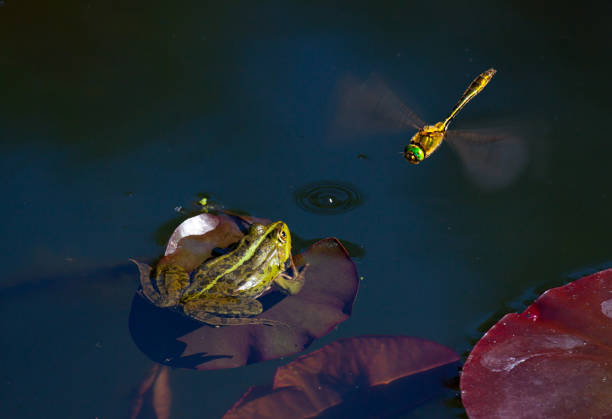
[1,1,610,417]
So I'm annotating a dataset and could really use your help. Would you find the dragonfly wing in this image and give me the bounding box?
[446,129,528,189]
[329,74,424,140]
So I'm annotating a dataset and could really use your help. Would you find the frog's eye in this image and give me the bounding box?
[404,144,425,164]
[278,229,287,243]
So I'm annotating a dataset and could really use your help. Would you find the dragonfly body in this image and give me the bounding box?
[404,68,497,164]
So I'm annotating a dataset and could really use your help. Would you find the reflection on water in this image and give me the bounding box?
[294,180,364,215]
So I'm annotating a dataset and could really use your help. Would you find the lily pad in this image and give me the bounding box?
[153,212,269,273]
[129,213,359,370]
[461,268,612,418]
[223,335,460,418]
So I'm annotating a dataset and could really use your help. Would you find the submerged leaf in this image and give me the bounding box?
[129,213,360,370]
[223,336,460,418]
[129,364,171,419]
[461,268,612,418]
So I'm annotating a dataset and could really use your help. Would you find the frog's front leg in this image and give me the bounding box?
[274,258,308,295]
[182,295,288,327]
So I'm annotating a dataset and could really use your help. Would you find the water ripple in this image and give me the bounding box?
[294,181,363,215]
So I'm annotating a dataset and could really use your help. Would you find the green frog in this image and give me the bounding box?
[139,221,306,327]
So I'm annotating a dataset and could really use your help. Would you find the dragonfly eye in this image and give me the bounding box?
[404,144,424,164]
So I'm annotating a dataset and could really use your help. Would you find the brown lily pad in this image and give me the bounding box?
[223,335,460,418]
[460,268,612,418]
[129,213,359,370]
[154,212,268,274]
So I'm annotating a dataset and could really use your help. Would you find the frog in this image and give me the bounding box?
[139,220,307,327]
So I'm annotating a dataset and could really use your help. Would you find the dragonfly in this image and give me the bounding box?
[403,68,496,164]
[331,69,528,188]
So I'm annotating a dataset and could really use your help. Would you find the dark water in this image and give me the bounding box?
[1,1,611,418]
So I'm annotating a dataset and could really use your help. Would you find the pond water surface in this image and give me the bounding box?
[1,1,611,418]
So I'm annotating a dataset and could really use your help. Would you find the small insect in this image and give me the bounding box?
[404,68,496,164]
[331,68,527,188]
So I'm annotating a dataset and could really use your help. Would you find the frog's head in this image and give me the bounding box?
[269,221,292,259]
[404,143,425,164]
[250,221,292,261]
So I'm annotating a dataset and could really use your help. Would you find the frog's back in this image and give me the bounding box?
[216,240,283,295]
[188,251,242,293]
[187,232,269,291]
[185,221,289,298]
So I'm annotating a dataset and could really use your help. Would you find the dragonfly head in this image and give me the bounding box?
[404,144,425,164]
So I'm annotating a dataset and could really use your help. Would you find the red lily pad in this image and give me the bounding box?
[223,336,460,418]
[461,268,612,418]
[129,213,359,370]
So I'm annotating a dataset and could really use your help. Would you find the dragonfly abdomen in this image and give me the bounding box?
[443,68,497,129]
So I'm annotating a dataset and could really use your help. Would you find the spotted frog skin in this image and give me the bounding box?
[140,221,306,326]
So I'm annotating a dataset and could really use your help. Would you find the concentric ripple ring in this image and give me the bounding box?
[294,181,364,215]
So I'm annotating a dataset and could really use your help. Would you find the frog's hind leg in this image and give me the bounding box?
[182,296,288,327]
[130,259,167,306]
[130,259,187,307]
[156,264,190,306]
[186,312,288,327]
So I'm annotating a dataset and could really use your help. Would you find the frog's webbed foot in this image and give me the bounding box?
[131,259,170,307]
[275,260,309,296]
[182,296,289,327]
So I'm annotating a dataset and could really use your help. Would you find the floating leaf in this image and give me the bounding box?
[461,268,612,418]
[155,212,254,273]
[130,213,359,370]
[164,213,219,256]
[224,336,460,418]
